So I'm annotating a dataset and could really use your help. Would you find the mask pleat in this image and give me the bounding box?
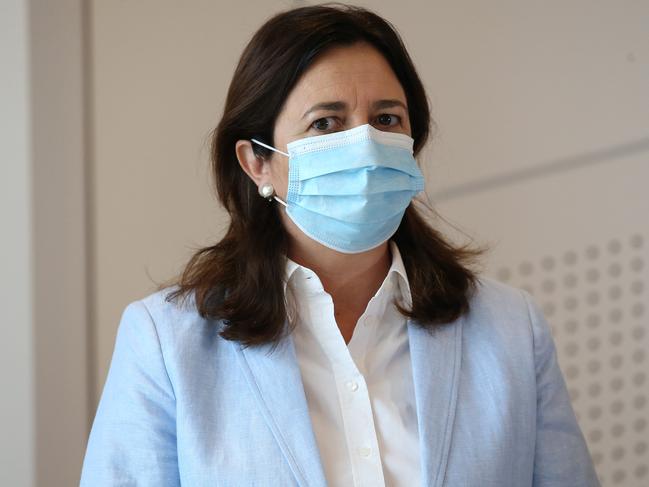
[286,204,406,254]
[293,141,422,180]
[298,167,420,196]
[291,190,415,224]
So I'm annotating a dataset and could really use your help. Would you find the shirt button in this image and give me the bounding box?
[346,380,359,392]
[359,446,372,458]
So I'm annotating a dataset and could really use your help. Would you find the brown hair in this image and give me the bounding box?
[163,3,487,347]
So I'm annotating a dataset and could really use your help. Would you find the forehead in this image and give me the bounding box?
[283,42,407,116]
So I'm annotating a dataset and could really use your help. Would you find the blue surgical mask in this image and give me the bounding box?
[251,123,425,253]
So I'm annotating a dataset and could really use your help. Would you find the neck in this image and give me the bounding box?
[286,225,392,342]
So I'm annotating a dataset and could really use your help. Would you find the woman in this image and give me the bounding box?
[80,4,599,486]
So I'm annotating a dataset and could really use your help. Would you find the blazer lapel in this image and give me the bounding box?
[231,330,327,487]
[408,316,463,487]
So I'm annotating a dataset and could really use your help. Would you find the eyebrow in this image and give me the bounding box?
[301,99,408,120]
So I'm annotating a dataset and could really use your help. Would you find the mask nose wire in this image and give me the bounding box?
[250,138,289,207]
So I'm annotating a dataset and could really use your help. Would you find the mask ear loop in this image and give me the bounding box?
[250,138,289,157]
[250,138,289,207]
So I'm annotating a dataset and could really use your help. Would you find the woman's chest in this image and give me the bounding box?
[169,337,537,487]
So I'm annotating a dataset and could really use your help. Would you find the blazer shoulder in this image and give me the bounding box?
[126,286,223,343]
[462,275,543,344]
[138,285,198,319]
[470,275,532,318]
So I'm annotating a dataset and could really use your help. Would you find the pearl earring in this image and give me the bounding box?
[258,183,275,199]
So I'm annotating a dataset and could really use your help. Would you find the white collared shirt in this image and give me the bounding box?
[284,240,421,487]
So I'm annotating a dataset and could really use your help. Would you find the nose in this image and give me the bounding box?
[346,110,373,130]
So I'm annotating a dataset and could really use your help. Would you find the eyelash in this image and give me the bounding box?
[310,114,402,132]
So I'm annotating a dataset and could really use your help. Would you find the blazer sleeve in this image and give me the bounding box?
[80,300,180,487]
[521,290,601,487]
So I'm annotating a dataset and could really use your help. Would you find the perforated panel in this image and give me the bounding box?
[495,233,648,485]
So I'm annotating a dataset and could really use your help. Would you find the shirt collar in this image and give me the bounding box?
[387,240,413,309]
[283,240,413,308]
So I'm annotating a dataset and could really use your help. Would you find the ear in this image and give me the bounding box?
[235,140,271,187]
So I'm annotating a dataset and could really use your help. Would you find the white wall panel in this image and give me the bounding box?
[0,1,35,484]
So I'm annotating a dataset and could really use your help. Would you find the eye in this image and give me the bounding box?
[375,113,401,127]
[310,117,339,132]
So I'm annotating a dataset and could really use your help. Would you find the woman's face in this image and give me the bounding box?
[268,41,412,200]
[235,41,412,255]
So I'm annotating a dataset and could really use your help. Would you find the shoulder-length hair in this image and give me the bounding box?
[163,2,487,347]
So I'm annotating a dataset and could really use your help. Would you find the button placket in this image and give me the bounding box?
[359,446,372,458]
[346,379,359,392]
[331,363,385,484]
[285,243,415,487]
[294,261,388,487]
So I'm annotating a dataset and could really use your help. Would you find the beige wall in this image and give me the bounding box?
[89,0,289,403]
[88,1,649,486]
[30,1,89,486]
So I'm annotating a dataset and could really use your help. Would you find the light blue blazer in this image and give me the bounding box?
[80,277,600,486]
